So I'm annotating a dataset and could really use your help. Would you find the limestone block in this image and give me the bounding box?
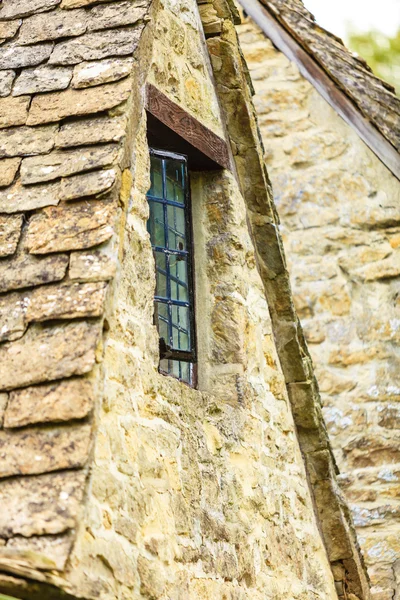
[0,320,101,390]
[287,381,321,430]
[13,66,73,96]
[5,533,74,571]
[0,70,15,97]
[49,27,143,65]
[0,42,53,70]
[0,252,68,293]
[0,280,104,342]
[27,78,132,125]
[20,144,119,184]
[27,281,107,321]
[0,423,91,478]
[0,180,60,213]
[0,125,58,158]
[137,555,166,598]
[0,293,26,342]
[18,9,87,45]
[69,247,117,281]
[56,116,126,148]
[0,214,23,257]
[0,395,8,427]
[0,281,105,341]
[313,480,353,561]
[343,435,400,469]
[0,470,86,537]
[60,169,116,200]
[61,0,111,7]
[4,378,94,428]
[26,201,116,253]
[86,2,147,31]
[0,158,21,187]
[283,132,348,165]
[72,57,134,89]
[0,21,21,41]
[377,405,400,429]
[354,252,400,281]
[0,0,61,19]
[0,96,30,129]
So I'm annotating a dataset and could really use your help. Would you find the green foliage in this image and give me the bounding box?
[347,29,400,95]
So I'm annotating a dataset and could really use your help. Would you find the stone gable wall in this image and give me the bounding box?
[237,17,400,600]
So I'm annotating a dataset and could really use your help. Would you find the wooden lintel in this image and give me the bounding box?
[145,83,231,171]
[238,0,400,181]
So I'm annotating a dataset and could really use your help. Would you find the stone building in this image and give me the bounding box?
[234,1,400,599]
[0,0,386,599]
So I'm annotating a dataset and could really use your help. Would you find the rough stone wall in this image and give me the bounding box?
[238,17,400,600]
[0,0,368,599]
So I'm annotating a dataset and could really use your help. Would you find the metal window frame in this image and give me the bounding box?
[148,148,197,368]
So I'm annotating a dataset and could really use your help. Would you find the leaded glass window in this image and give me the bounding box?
[147,149,196,385]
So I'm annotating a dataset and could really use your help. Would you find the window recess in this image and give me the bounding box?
[147,148,196,385]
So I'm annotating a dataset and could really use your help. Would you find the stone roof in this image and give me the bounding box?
[0,0,151,586]
[239,0,400,176]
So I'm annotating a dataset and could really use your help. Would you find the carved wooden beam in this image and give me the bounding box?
[238,0,400,181]
[145,83,231,171]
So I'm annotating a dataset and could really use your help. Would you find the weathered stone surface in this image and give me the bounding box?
[20,144,119,184]
[4,378,94,428]
[26,202,116,253]
[0,20,21,41]
[56,116,126,147]
[27,281,107,321]
[355,253,400,281]
[0,252,68,293]
[0,158,20,187]
[0,320,101,391]
[0,125,57,158]
[287,381,320,429]
[72,57,133,89]
[0,42,53,70]
[60,169,116,200]
[86,2,147,32]
[49,27,142,65]
[0,394,8,427]
[0,180,60,213]
[69,246,117,281]
[27,78,132,125]
[0,423,91,478]
[18,8,86,45]
[0,0,60,19]
[0,96,30,129]
[0,292,26,342]
[61,0,109,7]
[12,66,72,96]
[0,70,15,97]
[0,470,86,537]
[0,215,23,257]
[0,282,106,342]
[5,533,74,571]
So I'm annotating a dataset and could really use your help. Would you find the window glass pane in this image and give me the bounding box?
[165,159,185,204]
[169,255,188,302]
[159,359,192,385]
[171,305,190,351]
[149,156,163,198]
[167,204,186,251]
[156,302,169,344]
[148,201,165,247]
[155,251,168,298]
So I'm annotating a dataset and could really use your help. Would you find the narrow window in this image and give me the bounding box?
[146,149,196,385]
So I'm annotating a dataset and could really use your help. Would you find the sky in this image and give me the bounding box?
[303,0,400,40]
